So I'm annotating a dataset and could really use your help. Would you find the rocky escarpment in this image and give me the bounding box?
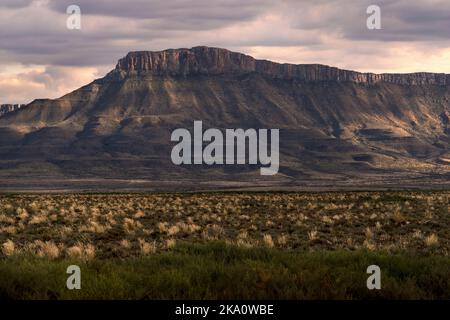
[113,46,450,85]
[2,46,450,190]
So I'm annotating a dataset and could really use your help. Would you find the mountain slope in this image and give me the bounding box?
[1,46,450,190]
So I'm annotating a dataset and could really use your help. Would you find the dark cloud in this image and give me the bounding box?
[286,0,450,42]
[1,0,450,104]
[1,0,449,70]
[48,0,274,30]
[0,0,33,9]
[0,0,279,68]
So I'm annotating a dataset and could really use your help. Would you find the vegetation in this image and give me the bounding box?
[1,192,449,258]
[0,242,449,300]
[0,192,448,299]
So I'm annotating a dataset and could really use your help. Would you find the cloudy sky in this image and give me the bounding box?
[1,0,450,104]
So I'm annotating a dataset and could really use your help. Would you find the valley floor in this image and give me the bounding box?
[0,191,449,299]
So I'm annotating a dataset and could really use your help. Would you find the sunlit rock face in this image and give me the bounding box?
[114,46,450,85]
[1,47,450,190]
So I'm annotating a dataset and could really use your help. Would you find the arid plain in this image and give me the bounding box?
[0,191,448,299]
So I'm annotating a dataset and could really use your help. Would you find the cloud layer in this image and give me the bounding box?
[1,0,450,103]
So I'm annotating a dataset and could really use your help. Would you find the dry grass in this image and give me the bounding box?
[2,239,15,256]
[138,238,156,255]
[308,229,318,241]
[0,191,448,258]
[425,234,439,247]
[66,242,95,260]
[165,239,176,249]
[262,234,274,248]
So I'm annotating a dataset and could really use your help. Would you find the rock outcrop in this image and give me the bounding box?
[114,46,450,85]
[2,46,450,190]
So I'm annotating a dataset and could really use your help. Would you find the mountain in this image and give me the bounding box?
[1,46,450,191]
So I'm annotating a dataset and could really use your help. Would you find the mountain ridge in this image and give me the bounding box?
[1,46,450,190]
[111,46,450,85]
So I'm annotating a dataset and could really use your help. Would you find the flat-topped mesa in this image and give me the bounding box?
[114,46,450,85]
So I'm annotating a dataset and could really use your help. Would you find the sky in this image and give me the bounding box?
[1,0,450,104]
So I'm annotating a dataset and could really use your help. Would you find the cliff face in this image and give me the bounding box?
[1,47,450,190]
[114,46,450,85]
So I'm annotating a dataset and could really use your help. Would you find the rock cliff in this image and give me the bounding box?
[2,47,450,190]
[114,46,450,85]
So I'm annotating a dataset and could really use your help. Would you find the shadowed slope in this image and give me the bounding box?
[1,47,450,190]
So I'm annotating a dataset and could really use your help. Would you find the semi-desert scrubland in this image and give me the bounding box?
[0,192,449,299]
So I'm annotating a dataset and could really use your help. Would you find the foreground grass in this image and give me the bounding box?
[0,242,448,300]
[1,191,450,257]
